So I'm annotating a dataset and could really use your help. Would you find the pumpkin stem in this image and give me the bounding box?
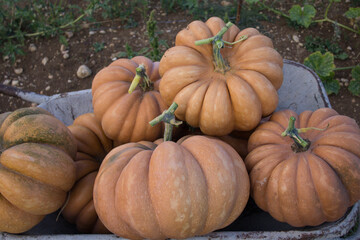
[281,116,311,152]
[128,64,153,94]
[195,22,247,74]
[149,102,182,141]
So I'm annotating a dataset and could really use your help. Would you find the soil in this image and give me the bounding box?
[0,1,359,123]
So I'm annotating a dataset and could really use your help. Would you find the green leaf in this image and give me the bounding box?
[335,52,349,60]
[352,65,360,81]
[289,4,316,28]
[348,79,360,96]
[304,51,335,77]
[348,66,360,96]
[344,7,360,19]
[321,72,340,95]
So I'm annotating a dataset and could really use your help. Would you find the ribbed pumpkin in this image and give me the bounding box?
[0,107,77,233]
[91,56,168,144]
[159,17,283,136]
[245,108,360,227]
[93,135,250,239]
[62,113,111,233]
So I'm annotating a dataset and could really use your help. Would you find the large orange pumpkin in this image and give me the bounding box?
[62,113,111,233]
[0,107,77,233]
[159,17,283,136]
[93,135,250,239]
[91,56,168,144]
[245,108,360,227]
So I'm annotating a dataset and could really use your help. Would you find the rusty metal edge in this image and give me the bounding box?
[1,202,358,240]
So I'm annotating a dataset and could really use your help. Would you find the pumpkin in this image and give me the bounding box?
[62,113,111,233]
[93,103,250,239]
[245,108,360,227]
[91,56,168,144]
[0,107,77,233]
[159,17,283,136]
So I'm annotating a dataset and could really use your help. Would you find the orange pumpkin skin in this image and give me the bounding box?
[91,56,168,144]
[94,135,250,239]
[159,17,283,136]
[62,113,111,233]
[0,107,77,233]
[245,108,360,227]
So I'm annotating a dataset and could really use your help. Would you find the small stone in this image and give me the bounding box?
[48,74,54,79]
[81,22,90,28]
[286,47,290,51]
[347,46,352,51]
[31,103,38,107]
[63,53,70,59]
[67,79,72,83]
[292,35,300,43]
[65,31,74,38]
[352,98,356,103]
[91,60,96,65]
[60,44,67,52]
[130,31,135,36]
[14,68,23,75]
[42,57,49,66]
[221,1,231,7]
[339,82,344,87]
[3,55,9,61]
[298,43,303,47]
[77,65,92,79]
[29,43,37,52]
[345,82,349,87]
[3,79,11,85]
[89,30,96,35]
[45,86,51,91]
[99,30,106,34]
[109,43,115,48]
[112,37,118,40]
[340,78,349,83]
[12,80,19,86]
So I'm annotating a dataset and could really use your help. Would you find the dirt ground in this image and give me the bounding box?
[0,1,359,124]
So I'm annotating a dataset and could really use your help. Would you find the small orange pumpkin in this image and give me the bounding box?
[91,56,168,144]
[0,107,77,233]
[62,113,111,233]
[245,108,360,227]
[159,17,283,136]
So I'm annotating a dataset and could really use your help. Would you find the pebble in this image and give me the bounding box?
[99,30,106,34]
[292,35,300,43]
[48,74,54,79]
[45,86,51,91]
[109,43,115,48]
[68,79,72,83]
[352,98,356,103]
[340,78,349,83]
[76,65,92,78]
[298,43,303,47]
[3,79,11,85]
[65,31,74,38]
[42,57,49,66]
[12,80,19,86]
[345,82,349,87]
[63,53,70,59]
[3,55,9,61]
[29,43,37,52]
[60,44,67,52]
[347,46,352,51]
[221,1,231,7]
[14,68,23,75]
[89,31,96,35]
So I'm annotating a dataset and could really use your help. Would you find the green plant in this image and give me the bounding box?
[0,0,98,63]
[304,36,348,60]
[246,0,360,35]
[304,51,360,96]
[93,42,105,52]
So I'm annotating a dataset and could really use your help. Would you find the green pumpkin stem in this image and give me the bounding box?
[195,22,247,74]
[128,64,153,94]
[281,116,328,153]
[149,102,182,141]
